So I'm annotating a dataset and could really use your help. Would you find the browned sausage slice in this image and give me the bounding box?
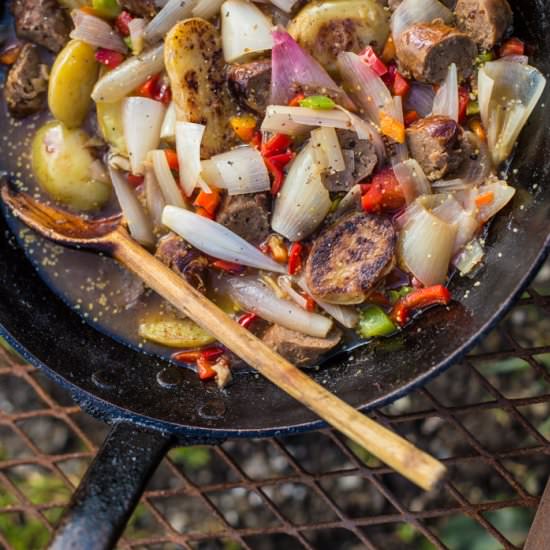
[118,0,158,17]
[305,211,396,305]
[12,0,71,53]
[395,21,477,83]
[406,115,465,181]
[216,192,271,244]
[5,44,48,118]
[262,324,342,367]
[455,0,513,50]
[155,233,209,294]
[227,59,272,115]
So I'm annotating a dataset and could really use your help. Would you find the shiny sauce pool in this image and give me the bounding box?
[0,89,197,362]
[0,87,361,370]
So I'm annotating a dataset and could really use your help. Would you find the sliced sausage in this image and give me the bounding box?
[262,324,342,367]
[4,44,48,118]
[388,0,456,10]
[406,115,465,181]
[324,130,378,192]
[155,232,209,294]
[216,192,271,244]
[455,0,513,50]
[12,0,71,53]
[118,0,158,17]
[227,59,272,115]
[305,211,396,304]
[395,21,477,83]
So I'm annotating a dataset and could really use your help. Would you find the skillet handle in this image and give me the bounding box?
[49,422,172,550]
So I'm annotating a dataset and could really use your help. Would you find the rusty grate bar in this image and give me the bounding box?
[0,261,549,549]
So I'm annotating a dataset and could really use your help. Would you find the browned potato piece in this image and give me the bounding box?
[305,211,395,305]
[164,18,234,158]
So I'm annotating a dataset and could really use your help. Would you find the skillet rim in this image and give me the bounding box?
[0,231,548,440]
[1,0,549,439]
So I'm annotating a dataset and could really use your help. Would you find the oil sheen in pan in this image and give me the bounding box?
[0,99,362,374]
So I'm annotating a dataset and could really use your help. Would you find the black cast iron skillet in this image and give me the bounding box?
[1,1,549,548]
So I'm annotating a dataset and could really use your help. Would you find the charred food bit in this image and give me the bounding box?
[395,21,477,83]
[305,211,396,305]
[454,0,513,50]
[227,59,272,116]
[406,115,465,182]
[5,44,48,118]
[12,0,71,53]
[262,324,342,367]
[216,193,271,244]
[118,0,158,18]
[155,232,209,294]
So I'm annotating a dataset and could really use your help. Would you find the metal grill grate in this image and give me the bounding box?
[0,261,548,550]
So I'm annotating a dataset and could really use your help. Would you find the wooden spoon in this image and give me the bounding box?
[1,182,446,491]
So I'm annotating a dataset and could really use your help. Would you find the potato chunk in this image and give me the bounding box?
[288,0,389,74]
[305,211,396,304]
[48,40,99,128]
[164,18,234,158]
[138,319,215,348]
[32,121,111,212]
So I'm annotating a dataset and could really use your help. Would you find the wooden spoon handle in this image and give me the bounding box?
[112,229,446,491]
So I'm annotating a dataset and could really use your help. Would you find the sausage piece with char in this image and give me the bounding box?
[118,0,158,17]
[395,21,477,83]
[454,0,513,50]
[5,44,48,118]
[406,115,465,181]
[262,324,342,367]
[12,0,71,53]
[305,211,396,305]
[324,130,378,192]
[227,59,272,116]
[216,192,271,244]
[155,233,209,294]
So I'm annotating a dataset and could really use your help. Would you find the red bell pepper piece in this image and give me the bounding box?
[137,75,159,99]
[261,133,293,157]
[195,207,215,219]
[383,65,410,97]
[304,294,315,312]
[359,46,388,76]
[95,48,125,69]
[127,173,145,187]
[172,346,224,364]
[115,10,133,36]
[392,70,410,97]
[500,37,525,58]
[164,149,179,170]
[211,259,246,275]
[265,151,294,195]
[288,242,304,275]
[155,80,172,105]
[289,93,305,107]
[194,189,221,217]
[391,285,452,326]
[136,75,172,104]
[458,86,470,123]
[171,350,201,363]
[196,356,217,381]
[404,110,419,126]
[238,312,258,329]
[200,346,225,361]
[361,168,405,213]
[249,131,262,149]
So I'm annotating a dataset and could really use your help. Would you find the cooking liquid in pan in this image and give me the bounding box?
[0,93,365,372]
